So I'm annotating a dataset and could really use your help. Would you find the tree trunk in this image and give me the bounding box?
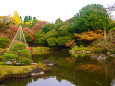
[104,28,106,40]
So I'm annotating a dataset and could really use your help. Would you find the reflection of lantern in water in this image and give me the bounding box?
[111,80,115,86]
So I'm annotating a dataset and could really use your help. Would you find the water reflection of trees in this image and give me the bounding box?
[1,50,113,86]
[106,59,115,79]
[52,62,111,86]
[33,52,112,86]
[0,77,33,86]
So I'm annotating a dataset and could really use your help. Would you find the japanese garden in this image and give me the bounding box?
[0,3,115,86]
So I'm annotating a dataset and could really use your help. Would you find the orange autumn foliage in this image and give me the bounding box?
[75,30,104,41]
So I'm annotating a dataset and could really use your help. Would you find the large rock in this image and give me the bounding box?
[31,71,44,76]
[30,67,43,73]
[85,51,91,54]
[31,63,38,65]
[109,54,115,57]
[41,60,55,66]
[111,80,115,86]
[90,55,98,59]
[6,61,12,64]
[30,67,44,77]
[97,54,106,61]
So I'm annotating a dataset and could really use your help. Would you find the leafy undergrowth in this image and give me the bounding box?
[0,48,7,54]
[32,47,50,51]
[0,62,46,78]
[32,47,51,55]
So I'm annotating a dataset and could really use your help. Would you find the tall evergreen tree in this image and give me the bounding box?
[24,16,29,23]
[33,17,36,20]
[20,16,22,21]
[29,16,32,20]
[55,18,63,25]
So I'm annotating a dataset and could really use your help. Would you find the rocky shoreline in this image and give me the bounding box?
[0,60,55,83]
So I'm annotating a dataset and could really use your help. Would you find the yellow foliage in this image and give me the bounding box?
[25,20,33,24]
[12,11,22,25]
[38,20,42,21]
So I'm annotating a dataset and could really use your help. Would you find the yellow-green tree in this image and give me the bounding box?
[12,11,22,26]
[0,16,11,29]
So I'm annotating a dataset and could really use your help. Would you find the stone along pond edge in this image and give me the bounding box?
[0,60,55,83]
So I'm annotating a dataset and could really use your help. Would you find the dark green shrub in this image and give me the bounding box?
[15,49,31,59]
[57,36,72,46]
[5,43,32,65]
[110,27,115,32]
[46,37,57,47]
[80,45,84,48]
[10,43,26,51]
[24,31,32,45]
[73,46,79,51]
[94,48,104,53]
[6,51,14,54]
[0,37,10,48]
[19,57,32,65]
[2,53,19,62]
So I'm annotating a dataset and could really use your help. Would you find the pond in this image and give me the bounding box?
[0,49,115,86]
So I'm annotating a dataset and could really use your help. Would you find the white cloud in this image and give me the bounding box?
[0,0,115,22]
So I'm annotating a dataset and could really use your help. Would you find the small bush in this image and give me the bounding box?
[80,45,84,48]
[5,43,32,65]
[0,37,10,48]
[19,57,32,65]
[15,49,31,59]
[24,31,32,45]
[94,48,104,53]
[2,53,19,62]
[10,43,26,51]
[73,46,79,51]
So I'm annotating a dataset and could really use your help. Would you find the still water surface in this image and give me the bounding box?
[1,50,115,86]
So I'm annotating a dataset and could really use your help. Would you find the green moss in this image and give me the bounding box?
[0,63,46,78]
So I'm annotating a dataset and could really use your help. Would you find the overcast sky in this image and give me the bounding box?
[0,0,115,22]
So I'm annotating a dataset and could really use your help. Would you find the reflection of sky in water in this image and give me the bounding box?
[27,77,75,86]
[111,80,115,86]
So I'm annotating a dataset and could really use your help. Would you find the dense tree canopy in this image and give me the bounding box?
[0,4,113,48]
[71,4,110,33]
[32,21,47,32]
[42,23,55,33]
[35,18,73,47]
[23,17,38,29]
[24,16,29,23]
